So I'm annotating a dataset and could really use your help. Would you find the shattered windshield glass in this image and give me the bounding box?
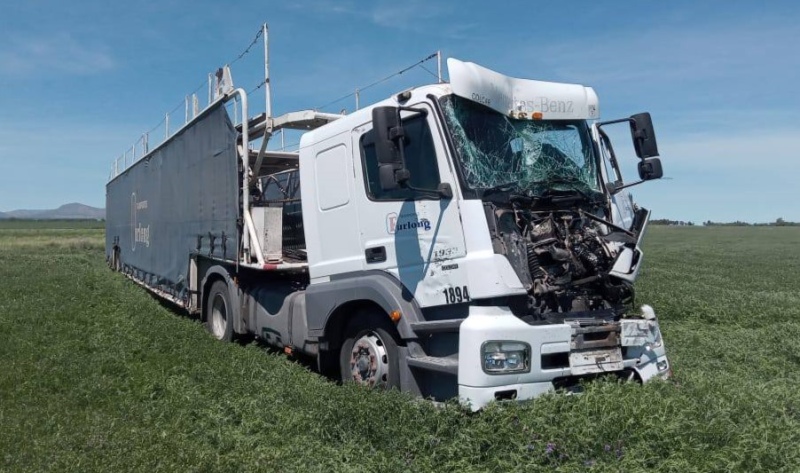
[440,95,601,199]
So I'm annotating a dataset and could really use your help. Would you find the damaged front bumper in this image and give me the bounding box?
[458,305,669,411]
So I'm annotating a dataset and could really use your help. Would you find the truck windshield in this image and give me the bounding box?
[440,95,602,199]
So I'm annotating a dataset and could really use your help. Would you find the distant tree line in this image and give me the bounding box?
[0,218,105,222]
[703,218,799,226]
[650,218,799,226]
[650,219,696,226]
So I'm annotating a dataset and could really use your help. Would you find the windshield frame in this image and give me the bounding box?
[437,94,604,201]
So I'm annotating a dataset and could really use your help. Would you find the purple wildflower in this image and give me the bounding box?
[545,442,556,454]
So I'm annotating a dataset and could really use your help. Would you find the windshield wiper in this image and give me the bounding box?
[481,181,517,197]
[535,177,603,204]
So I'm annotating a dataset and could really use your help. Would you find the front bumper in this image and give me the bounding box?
[458,305,669,411]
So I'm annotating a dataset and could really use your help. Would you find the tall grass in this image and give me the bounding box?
[0,226,798,472]
[0,219,104,230]
[0,228,104,251]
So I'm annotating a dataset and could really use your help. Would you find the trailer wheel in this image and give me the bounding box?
[109,245,121,271]
[339,312,401,389]
[206,280,233,342]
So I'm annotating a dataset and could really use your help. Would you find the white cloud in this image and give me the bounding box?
[369,0,453,27]
[661,128,799,171]
[281,0,470,37]
[283,0,359,15]
[604,124,799,180]
[0,121,136,169]
[504,18,799,93]
[0,33,114,76]
[589,121,799,221]
[0,120,138,209]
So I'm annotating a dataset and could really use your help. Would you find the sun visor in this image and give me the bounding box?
[447,58,599,120]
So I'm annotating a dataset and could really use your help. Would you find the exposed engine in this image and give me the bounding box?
[486,204,636,321]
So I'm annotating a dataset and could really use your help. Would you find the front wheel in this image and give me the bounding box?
[339,312,401,389]
[205,280,234,342]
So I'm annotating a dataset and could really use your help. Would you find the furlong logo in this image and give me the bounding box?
[131,193,150,251]
[386,212,431,234]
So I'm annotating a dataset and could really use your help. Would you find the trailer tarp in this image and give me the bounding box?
[106,103,239,299]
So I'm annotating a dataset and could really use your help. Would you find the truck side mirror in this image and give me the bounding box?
[372,106,407,190]
[598,113,665,192]
[638,157,663,180]
[629,112,659,159]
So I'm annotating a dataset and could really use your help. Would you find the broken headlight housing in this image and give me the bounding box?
[482,341,531,374]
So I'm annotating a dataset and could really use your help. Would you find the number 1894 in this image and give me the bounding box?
[443,286,470,304]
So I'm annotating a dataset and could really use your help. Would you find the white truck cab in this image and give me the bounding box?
[298,59,669,408]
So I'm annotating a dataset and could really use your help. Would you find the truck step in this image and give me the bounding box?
[406,355,459,375]
[409,318,465,334]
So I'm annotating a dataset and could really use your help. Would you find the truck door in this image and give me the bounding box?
[352,102,468,308]
[594,125,636,229]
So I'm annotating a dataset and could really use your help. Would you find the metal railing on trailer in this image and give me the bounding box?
[107,22,441,272]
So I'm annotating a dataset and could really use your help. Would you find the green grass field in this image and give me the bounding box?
[0,219,105,229]
[1,225,798,472]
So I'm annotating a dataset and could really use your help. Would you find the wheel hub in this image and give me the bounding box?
[349,333,389,387]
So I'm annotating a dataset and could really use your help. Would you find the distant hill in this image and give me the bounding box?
[0,203,105,220]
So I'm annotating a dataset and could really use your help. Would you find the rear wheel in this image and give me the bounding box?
[108,245,121,271]
[205,280,233,342]
[339,312,401,389]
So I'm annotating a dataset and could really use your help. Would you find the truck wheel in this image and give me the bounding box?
[206,280,234,342]
[339,312,401,389]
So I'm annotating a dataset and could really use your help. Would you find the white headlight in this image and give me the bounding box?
[482,341,531,374]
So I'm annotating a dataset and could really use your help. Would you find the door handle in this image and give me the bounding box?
[365,246,386,263]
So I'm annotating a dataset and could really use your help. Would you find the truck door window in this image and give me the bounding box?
[360,114,442,200]
[598,128,623,186]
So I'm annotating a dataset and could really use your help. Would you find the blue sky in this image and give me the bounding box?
[1,1,798,222]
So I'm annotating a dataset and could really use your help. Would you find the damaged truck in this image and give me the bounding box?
[106,49,669,409]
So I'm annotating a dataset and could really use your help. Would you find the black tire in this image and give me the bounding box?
[339,311,401,389]
[109,246,121,271]
[205,280,234,342]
